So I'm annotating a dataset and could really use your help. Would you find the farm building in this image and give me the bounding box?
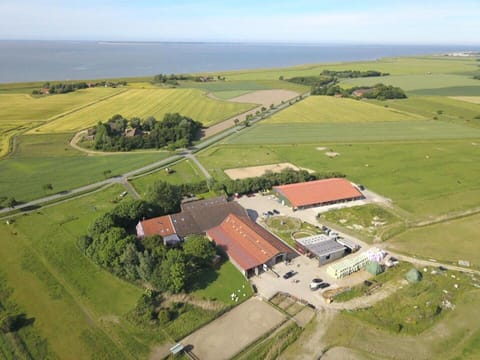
[207,214,295,278]
[326,252,370,279]
[135,215,181,246]
[272,178,364,210]
[295,234,346,265]
[136,196,248,241]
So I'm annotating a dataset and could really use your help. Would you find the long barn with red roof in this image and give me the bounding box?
[207,214,295,278]
[273,178,364,210]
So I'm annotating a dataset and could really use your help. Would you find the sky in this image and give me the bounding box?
[0,0,479,44]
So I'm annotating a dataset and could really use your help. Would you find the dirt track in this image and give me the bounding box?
[225,162,303,180]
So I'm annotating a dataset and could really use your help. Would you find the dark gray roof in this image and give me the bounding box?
[172,196,248,237]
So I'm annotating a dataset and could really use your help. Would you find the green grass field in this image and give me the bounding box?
[0,186,147,359]
[376,96,480,122]
[227,120,480,144]
[342,74,480,92]
[320,204,404,242]
[222,56,478,81]
[181,79,308,94]
[199,140,480,218]
[33,88,255,133]
[131,160,205,196]
[388,212,480,266]
[0,133,170,203]
[409,86,480,96]
[324,279,480,359]
[265,96,424,123]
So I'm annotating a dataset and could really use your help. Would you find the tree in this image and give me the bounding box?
[234,118,239,126]
[145,181,181,215]
[5,197,17,208]
[152,249,187,293]
[103,169,112,178]
[42,183,53,192]
[183,235,216,268]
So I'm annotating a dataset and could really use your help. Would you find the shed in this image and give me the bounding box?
[405,268,422,283]
[365,261,384,276]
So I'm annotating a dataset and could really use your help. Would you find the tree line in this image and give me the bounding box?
[152,73,225,86]
[80,196,216,295]
[320,69,389,78]
[93,113,202,151]
[311,82,407,100]
[32,80,127,95]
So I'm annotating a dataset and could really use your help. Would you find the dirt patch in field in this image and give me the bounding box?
[325,152,340,157]
[225,162,313,180]
[229,89,299,107]
[449,96,480,104]
[201,90,299,138]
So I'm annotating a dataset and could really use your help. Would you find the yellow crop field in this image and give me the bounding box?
[266,96,425,123]
[34,88,255,133]
[0,88,122,122]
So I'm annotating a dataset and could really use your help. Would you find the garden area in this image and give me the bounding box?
[264,216,322,247]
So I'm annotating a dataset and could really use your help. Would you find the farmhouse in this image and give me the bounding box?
[136,196,248,241]
[295,234,346,265]
[207,214,295,278]
[272,178,364,210]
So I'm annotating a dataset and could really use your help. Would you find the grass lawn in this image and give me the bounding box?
[409,86,480,96]
[131,159,205,197]
[0,185,161,359]
[324,288,480,359]
[0,133,170,203]
[227,120,480,144]
[265,96,424,124]
[264,216,321,248]
[181,79,308,94]
[388,212,480,266]
[198,140,480,218]
[190,261,253,305]
[320,204,404,242]
[32,88,255,133]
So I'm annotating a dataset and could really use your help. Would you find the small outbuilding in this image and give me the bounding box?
[405,268,423,283]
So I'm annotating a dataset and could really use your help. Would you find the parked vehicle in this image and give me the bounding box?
[272,209,280,214]
[318,282,330,289]
[283,270,296,279]
[310,278,324,290]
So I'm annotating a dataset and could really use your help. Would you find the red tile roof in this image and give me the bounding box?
[138,215,176,237]
[207,214,289,271]
[273,178,362,208]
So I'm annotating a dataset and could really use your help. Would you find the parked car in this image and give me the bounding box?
[272,209,280,214]
[309,278,324,290]
[283,270,296,279]
[267,210,274,216]
[318,282,330,289]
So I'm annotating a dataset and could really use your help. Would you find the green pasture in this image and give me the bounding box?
[388,212,480,266]
[33,88,255,133]
[320,204,403,242]
[211,90,252,100]
[227,121,480,144]
[182,79,308,94]
[131,159,205,196]
[410,86,480,96]
[223,56,478,81]
[0,186,148,359]
[342,74,480,92]
[265,96,424,124]
[374,96,480,122]
[190,261,253,304]
[324,281,480,359]
[0,133,170,203]
[199,140,480,218]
